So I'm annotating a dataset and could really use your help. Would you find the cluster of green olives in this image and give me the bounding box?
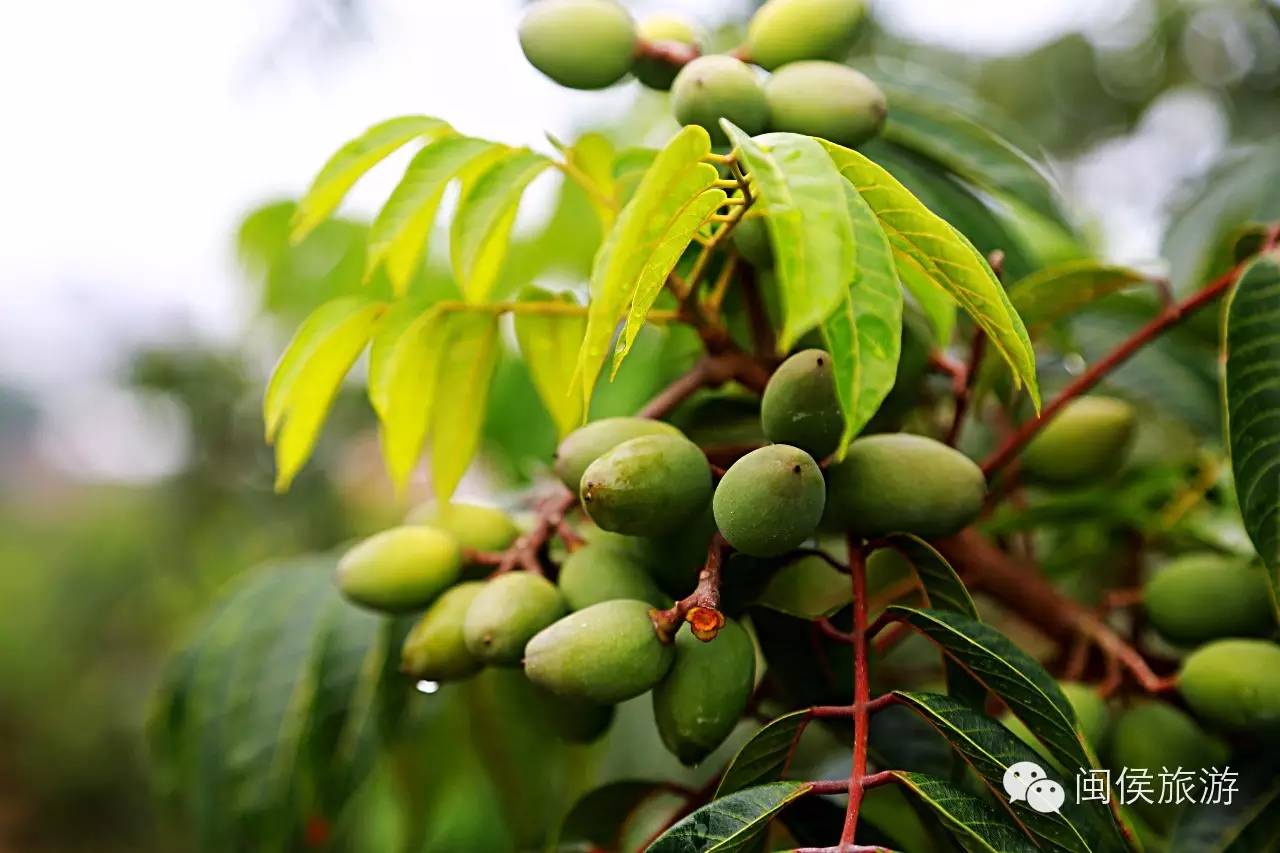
[518,0,886,148]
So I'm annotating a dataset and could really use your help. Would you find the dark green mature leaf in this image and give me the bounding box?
[557,780,670,850]
[753,556,852,620]
[879,86,1071,232]
[822,182,903,451]
[429,311,501,501]
[727,126,856,349]
[1169,752,1280,852]
[291,116,451,242]
[1008,262,1146,328]
[514,289,587,438]
[895,692,1116,853]
[716,710,811,797]
[821,141,1040,408]
[1224,252,1280,575]
[648,781,812,852]
[892,771,1039,853]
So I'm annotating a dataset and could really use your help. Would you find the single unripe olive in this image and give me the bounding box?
[713,445,825,557]
[745,0,865,70]
[400,581,485,681]
[557,542,669,610]
[532,684,616,743]
[764,61,886,148]
[731,216,772,269]
[407,501,519,554]
[653,618,756,764]
[518,0,637,90]
[337,526,462,613]
[463,572,566,666]
[760,348,843,459]
[1021,396,1137,485]
[524,599,676,704]
[1144,554,1276,646]
[554,417,681,492]
[581,434,712,537]
[1180,639,1280,738]
[671,55,769,145]
[634,15,698,90]
[824,434,985,539]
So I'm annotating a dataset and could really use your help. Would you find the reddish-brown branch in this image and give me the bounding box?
[817,618,855,644]
[841,538,872,847]
[945,330,986,446]
[650,534,728,642]
[634,36,700,70]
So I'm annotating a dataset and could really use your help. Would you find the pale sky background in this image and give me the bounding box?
[0,0,1229,481]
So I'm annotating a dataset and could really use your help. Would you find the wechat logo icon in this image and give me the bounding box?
[1003,761,1066,814]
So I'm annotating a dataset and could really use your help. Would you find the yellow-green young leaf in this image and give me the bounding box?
[557,131,618,228]
[291,116,451,243]
[572,126,720,414]
[1008,261,1146,328]
[900,259,957,344]
[377,307,447,488]
[266,298,387,490]
[366,298,430,419]
[728,127,857,349]
[821,182,903,451]
[821,140,1040,409]
[429,312,501,502]
[365,136,504,294]
[450,149,552,303]
[514,289,587,437]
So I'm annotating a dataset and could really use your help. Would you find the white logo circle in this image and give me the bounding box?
[1027,779,1066,814]
[1003,760,1047,802]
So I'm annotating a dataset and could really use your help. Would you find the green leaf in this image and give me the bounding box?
[366,298,431,420]
[1224,252,1280,575]
[376,306,447,488]
[891,771,1039,853]
[648,781,812,852]
[822,181,903,450]
[727,126,857,349]
[265,297,386,491]
[572,126,721,413]
[556,131,618,228]
[450,148,552,303]
[291,116,451,242]
[556,780,670,850]
[895,691,1117,853]
[1008,262,1146,328]
[429,311,501,501]
[365,135,504,294]
[514,289,587,438]
[716,709,812,797]
[879,86,1071,232]
[753,555,852,619]
[1169,752,1280,852]
[820,140,1040,409]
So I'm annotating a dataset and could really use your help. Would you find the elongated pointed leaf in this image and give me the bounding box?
[292,116,451,242]
[514,289,587,438]
[891,771,1039,853]
[1008,262,1146,328]
[366,298,431,420]
[450,148,552,302]
[820,140,1040,409]
[1224,252,1280,575]
[726,126,856,349]
[900,262,958,345]
[557,131,618,228]
[265,297,386,490]
[822,182,903,450]
[1169,751,1280,852]
[429,311,501,501]
[648,781,812,852]
[377,307,447,487]
[365,135,504,293]
[716,709,812,797]
[572,126,720,413]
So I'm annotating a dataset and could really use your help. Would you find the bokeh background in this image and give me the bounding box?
[2,0,1279,850]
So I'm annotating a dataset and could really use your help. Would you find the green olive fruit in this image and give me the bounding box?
[1021,396,1137,485]
[653,618,756,764]
[764,61,886,148]
[532,684,616,743]
[407,501,519,554]
[731,216,773,269]
[824,434,985,539]
[557,542,669,610]
[518,0,637,90]
[524,599,675,704]
[1180,639,1280,738]
[554,417,681,492]
[671,55,769,145]
[634,15,698,90]
[337,526,462,613]
[745,0,865,70]
[760,348,843,459]
[581,434,712,537]
[865,308,933,432]
[1144,554,1276,646]
[713,445,825,556]
[463,572,566,666]
[400,582,485,681]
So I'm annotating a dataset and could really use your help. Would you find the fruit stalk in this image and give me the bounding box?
[649,533,728,642]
